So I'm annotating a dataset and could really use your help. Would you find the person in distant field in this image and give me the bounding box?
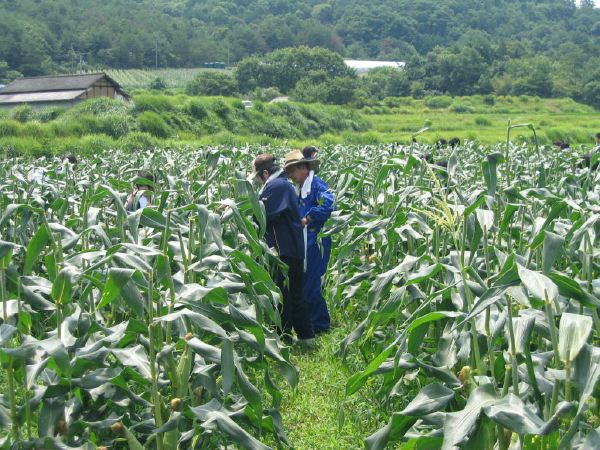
[580,133,600,170]
[284,150,334,334]
[125,171,155,212]
[302,145,319,160]
[435,138,448,148]
[250,154,315,345]
[58,154,78,175]
[554,140,571,151]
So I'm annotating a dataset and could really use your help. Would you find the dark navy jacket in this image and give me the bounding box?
[260,172,304,259]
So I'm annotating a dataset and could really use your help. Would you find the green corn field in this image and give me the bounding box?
[1,130,600,449]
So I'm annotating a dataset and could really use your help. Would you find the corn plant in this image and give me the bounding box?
[0,147,297,449]
[323,137,600,449]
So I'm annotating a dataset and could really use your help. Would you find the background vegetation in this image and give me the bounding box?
[1,94,599,157]
[1,1,600,107]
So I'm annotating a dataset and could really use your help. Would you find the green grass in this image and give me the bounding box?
[280,326,378,449]
[359,95,600,145]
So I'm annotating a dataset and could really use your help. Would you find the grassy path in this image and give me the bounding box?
[279,326,377,450]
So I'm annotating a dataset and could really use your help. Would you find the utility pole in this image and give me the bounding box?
[155,38,158,70]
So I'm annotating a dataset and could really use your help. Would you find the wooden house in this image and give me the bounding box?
[0,73,129,108]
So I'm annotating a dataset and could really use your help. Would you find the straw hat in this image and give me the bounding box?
[283,150,320,172]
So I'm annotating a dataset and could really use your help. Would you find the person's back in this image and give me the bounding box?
[260,173,304,259]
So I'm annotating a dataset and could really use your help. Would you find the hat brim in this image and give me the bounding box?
[284,158,320,172]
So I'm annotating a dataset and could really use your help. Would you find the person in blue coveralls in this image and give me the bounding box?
[250,154,315,346]
[284,149,334,334]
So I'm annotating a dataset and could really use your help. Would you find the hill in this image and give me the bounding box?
[1,1,600,107]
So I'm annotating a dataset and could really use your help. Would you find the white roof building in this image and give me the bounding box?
[344,60,406,74]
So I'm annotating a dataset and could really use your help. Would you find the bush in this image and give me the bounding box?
[149,77,167,90]
[69,97,130,116]
[133,94,177,113]
[10,104,34,123]
[184,99,209,120]
[78,134,116,155]
[211,98,231,119]
[249,87,282,102]
[98,114,133,138]
[117,131,159,151]
[137,111,172,138]
[483,95,496,106]
[474,116,492,126]
[37,107,65,122]
[425,96,452,109]
[410,81,425,99]
[451,103,474,113]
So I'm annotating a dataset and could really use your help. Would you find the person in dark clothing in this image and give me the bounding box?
[302,145,319,160]
[250,154,315,345]
[580,134,600,170]
[435,138,448,148]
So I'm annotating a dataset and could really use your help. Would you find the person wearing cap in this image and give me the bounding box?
[284,150,334,334]
[125,171,155,212]
[250,154,315,345]
[302,145,319,160]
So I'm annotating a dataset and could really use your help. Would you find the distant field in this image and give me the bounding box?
[106,68,230,90]
[358,95,600,146]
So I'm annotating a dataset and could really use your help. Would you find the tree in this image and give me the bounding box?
[186,71,239,96]
[361,67,410,100]
[234,46,354,94]
[423,46,488,96]
[291,74,357,104]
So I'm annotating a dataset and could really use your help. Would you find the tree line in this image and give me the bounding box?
[1,0,600,107]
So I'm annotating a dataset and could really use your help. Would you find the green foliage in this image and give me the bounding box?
[234,46,354,94]
[186,71,238,96]
[0,120,19,137]
[474,116,492,126]
[1,1,600,107]
[425,96,452,109]
[36,107,65,122]
[133,94,177,113]
[137,111,172,138]
[361,68,410,101]
[483,95,496,106]
[0,135,48,157]
[10,104,34,123]
[68,96,131,116]
[184,98,209,120]
[117,131,159,150]
[149,76,167,90]
[249,87,282,102]
[0,94,371,155]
